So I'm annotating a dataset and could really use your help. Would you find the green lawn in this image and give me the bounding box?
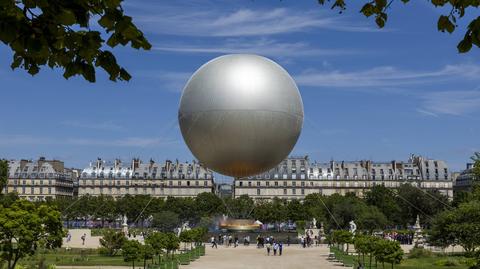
[398,257,468,269]
[19,246,205,269]
[330,246,472,269]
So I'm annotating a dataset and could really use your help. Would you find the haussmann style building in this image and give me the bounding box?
[5,157,77,201]
[454,163,477,192]
[78,158,214,198]
[234,154,453,200]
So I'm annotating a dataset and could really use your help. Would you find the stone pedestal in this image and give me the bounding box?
[413,215,425,248]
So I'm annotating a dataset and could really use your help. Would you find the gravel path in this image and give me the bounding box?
[182,244,348,269]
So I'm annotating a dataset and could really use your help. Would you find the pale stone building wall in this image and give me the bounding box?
[235,155,454,200]
[6,157,75,200]
[78,158,214,198]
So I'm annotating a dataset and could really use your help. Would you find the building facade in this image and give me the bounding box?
[234,155,453,200]
[6,157,76,200]
[78,158,214,198]
[454,163,477,192]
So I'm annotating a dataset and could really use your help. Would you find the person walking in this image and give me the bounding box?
[266,243,271,256]
[81,233,86,245]
[279,242,283,256]
[211,236,217,248]
[273,242,278,256]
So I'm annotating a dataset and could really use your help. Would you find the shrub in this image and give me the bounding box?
[433,258,459,266]
[98,247,111,256]
[408,247,433,258]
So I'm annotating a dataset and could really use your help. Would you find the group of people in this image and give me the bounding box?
[211,234,252,248]
[299,235,320,248]
[265,240,283,256]
[210,234,285,256]
[255,235,285,256]
[382,232,413,244]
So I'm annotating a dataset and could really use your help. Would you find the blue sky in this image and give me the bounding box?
[1,0,479,178]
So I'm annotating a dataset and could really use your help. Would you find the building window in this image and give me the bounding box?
[292,189,296,195]
[239,181,243,187]
[266,182,270,187]
[257,181,260,186]
[275,181,278,186]
[178,181,181,186]
[169,181,173,186]
[301,189,305,195]
[187,181,190,186]
[283,181,287,187]
[204,181,208,186]
[257,189,260,195]
[283,189,287,195]
[248,181,252,187]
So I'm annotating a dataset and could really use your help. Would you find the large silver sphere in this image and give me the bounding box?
[178,54,303,178]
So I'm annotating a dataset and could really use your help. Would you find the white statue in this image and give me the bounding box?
[312,218,317,228]
[177,221,191,236]
[349,220,357,235]
[122,214,128,236]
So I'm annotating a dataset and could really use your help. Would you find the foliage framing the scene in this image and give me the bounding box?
[0,0,151,82]
[317,0,480,53]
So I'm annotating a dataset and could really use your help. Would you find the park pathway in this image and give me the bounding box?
[182,244,348,269]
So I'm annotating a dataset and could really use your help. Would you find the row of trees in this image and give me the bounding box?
[99,227,207,269]
[38,184,451,233]
[330,230,404,269]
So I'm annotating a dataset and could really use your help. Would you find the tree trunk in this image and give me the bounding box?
[10,252,20,269]
[132,260,135,269]
[143,258,146,269]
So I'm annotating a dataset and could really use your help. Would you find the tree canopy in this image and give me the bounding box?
[0,0,151,82]
[0,199,64,269]
[317,0,480,53]
[430,199,480,254]
[0,160,8,195]
[99,229,127,256]
[471,152,480,181]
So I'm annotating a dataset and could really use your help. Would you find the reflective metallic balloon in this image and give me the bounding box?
[178,54,303,178]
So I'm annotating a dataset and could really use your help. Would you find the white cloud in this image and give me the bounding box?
[419,90,480,116]
[61,120,124,131]
[416,109,439,117]
[135,7,376,37]
[0,135,177,147]
[295,64,480,88]
[154,38,357,58]
[136,71,192,92]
